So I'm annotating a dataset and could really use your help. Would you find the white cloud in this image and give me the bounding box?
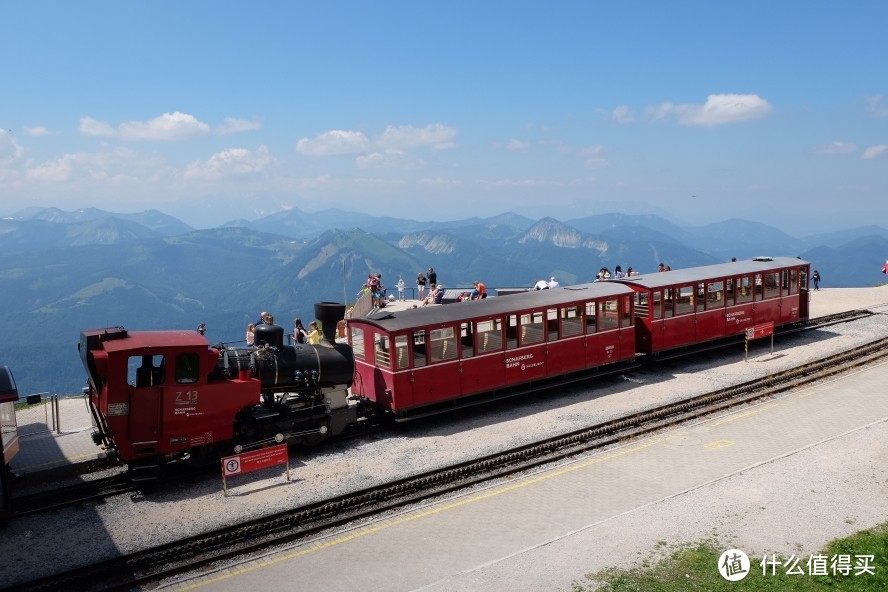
[506,139,529,151]
[0,130,25,166]
[861,145,887,159]
[80,112,210,141]
[376,124,457,149]
[647,94,773,126]
[612,105,634,124]
[24,126,54,137]
[419,177,463,187]
[296,130,371,155]
[581,145,609,169]
[215,117,262,135]
[184,145,276,180]
[865,95,888,117]
[478,178,562,187]
[80,117,116,137]
[356,149,411,169]
[26,147,153,182]
[813,141,857,155]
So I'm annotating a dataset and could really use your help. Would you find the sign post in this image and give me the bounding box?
[220,444,290,496]
[744,322,775,361]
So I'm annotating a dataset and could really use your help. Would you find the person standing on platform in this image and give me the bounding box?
[307,321,322,345]
[427,267,437,286]
[397,277,406,301]
[812,270,821,290]
[293,318,307,344]
[417,272,427,299]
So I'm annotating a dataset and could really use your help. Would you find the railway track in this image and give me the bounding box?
[15,328,888,592]
[9,473,134,518]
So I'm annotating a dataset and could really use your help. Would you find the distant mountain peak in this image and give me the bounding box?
[519,218,585,248]
[397,231,458,255]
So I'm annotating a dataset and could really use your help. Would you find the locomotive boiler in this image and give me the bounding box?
[80,302,363,478]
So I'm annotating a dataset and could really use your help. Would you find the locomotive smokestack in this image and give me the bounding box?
[314,302,347,344]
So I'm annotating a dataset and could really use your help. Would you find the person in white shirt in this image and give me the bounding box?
[534,279,549,290]
[547,276,560,288]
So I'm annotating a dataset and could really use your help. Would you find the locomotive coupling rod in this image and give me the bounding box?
[232,433,286,453]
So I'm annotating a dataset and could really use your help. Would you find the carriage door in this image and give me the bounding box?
[798,267,810,319]
[128,354,165,449]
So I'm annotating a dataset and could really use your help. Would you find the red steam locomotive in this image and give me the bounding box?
[80,257,809,477]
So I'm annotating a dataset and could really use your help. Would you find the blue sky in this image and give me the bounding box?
[1,2,885,234]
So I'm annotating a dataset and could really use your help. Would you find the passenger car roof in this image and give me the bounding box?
[617,257,808,290]
[352,282,634,332]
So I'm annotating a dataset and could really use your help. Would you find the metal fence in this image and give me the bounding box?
[15,393,69,437]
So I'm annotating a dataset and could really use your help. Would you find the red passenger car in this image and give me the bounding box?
[347,282,637,416]
[620,257,810,355]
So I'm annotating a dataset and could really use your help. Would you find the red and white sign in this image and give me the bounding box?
[221,444,288,477]
[746,322,774,340]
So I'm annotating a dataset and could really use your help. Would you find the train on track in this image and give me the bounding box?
[79,257,810,478]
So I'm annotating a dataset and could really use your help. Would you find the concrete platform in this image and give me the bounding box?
[170,359,888,592]
[9,396,108,482]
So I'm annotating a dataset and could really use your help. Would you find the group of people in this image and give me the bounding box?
[357,273,386,308]
[593,265,640,281]
[246,311,322,346]
[420,282,446,306]
[415,267,437,299]
[533,277,560,290]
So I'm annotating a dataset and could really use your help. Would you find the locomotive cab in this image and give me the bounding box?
[80,328,260,470]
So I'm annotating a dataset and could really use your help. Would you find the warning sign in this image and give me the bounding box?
[745,322,774,340]
[221,444,288,477]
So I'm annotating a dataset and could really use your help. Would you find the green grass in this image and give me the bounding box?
[572,523,888,591]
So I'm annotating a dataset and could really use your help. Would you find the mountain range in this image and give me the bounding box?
[2,206,886,395]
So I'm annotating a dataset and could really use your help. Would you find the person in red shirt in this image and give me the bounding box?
[471,281,487,299]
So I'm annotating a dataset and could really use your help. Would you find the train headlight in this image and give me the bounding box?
[275,433,285,443]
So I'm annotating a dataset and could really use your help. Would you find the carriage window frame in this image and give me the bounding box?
[622,295,634,327]
[519,311,545,345]
[476,318,503,354]
[674,285,694,315]
[597,299,619,331]
[560,304,584,337]
[373,333,391,368]
[652,290,663,319]
[394,334,410,369]
[585,301,597,333]
[412,329,427,368]
[762,272,780,299]
[706,281,724,310]
[429,326,458,363]
[735,276,753,304]
[460,322,475,359]
[350,327,366,360]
